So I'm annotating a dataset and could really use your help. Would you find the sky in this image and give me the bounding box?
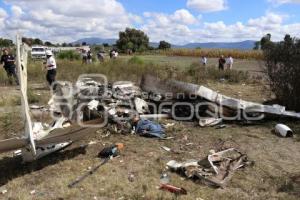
[0,0,299,44]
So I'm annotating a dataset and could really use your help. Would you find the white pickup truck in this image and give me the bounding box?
[31,46,47,59]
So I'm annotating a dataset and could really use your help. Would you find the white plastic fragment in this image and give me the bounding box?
[87,100,99,110]
[275,124,293,137]
[161,146,171,152]
[0,187,7,194]
[134,97,149,114]
[199,117,223,127]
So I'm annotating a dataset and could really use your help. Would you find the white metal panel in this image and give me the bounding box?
[16,35,36,155]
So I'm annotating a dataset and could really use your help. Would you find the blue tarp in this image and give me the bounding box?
[135,119,165,138]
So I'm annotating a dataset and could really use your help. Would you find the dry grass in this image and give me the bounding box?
[0,55,299,200]
[0,117,299,200]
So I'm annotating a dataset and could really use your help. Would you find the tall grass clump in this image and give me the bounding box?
[0,68,8,85]
[48,58,163,83]
[128,56,144,65]
[27,88,40,104]
[25,56,252,88]
[57,50,81,60]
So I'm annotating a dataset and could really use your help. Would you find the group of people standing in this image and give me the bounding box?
[200,55,234,70]
[82,49,119,64]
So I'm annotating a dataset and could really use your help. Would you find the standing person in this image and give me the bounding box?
[45,50,57,89]
[82,50,87,64]
[113,50,118,59]
[226,55,234,70]
[201,55,207,66]
[87,50,93,64]
[97,50,105,62]
[218,55,226,71]
[109,50,115,59]
[0,48,19,85]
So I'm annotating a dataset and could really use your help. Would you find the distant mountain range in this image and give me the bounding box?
[73,38,256,49]
[72,37,117,45]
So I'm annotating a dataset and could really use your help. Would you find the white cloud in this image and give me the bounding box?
[141,10,198,44]
[2,0,136,42]
[248,12,285,30]
[172,9,198,24]
[141,11,299,44]
[0,8,7,18]
[187,0,227,12]
[269,0,300,5]
[0,1,299,44]
[11,6,23,17]
[0,8,7,30]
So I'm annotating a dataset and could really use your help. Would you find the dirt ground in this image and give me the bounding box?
[0,79,299,200]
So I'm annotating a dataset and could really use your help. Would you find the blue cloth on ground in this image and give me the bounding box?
[135,119,165,138]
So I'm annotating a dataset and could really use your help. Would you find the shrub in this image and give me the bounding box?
[158,41,171,50]
[128,56,144,65]
[263,34,300,111]
[57,50,81,60]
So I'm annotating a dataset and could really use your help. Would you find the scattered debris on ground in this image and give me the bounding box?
[68,143,124,188]
[167,148,253,188]
[1,63,300,198]
[159,183,187,195]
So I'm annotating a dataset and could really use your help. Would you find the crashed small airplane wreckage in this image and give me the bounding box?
[1,36,299,164]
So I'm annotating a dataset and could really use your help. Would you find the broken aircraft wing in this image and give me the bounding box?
[0,138,27,153]
[141,75,300,119]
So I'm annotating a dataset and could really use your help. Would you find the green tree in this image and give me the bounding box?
[33,38,43,45]
[22,37,33,46]
[45,41,53,46]
[158,41,171,50]
[0,38,13,47]
[263,34,300,111]
[116,28,149,52]
[253,41,260,50]
[260,33,272,50]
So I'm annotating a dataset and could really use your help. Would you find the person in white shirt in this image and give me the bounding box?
[45,50,57,89]
[226,56,233,70]
[201,56,207,66]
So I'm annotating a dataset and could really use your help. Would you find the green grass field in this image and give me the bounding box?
[119,55,263,73]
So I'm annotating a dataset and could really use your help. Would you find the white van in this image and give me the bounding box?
[31,46,47,59]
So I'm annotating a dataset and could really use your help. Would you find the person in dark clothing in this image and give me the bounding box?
[87,50,92,64]
[0,49,19,85]
[44,50,57,90]
[218,55,226,71]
